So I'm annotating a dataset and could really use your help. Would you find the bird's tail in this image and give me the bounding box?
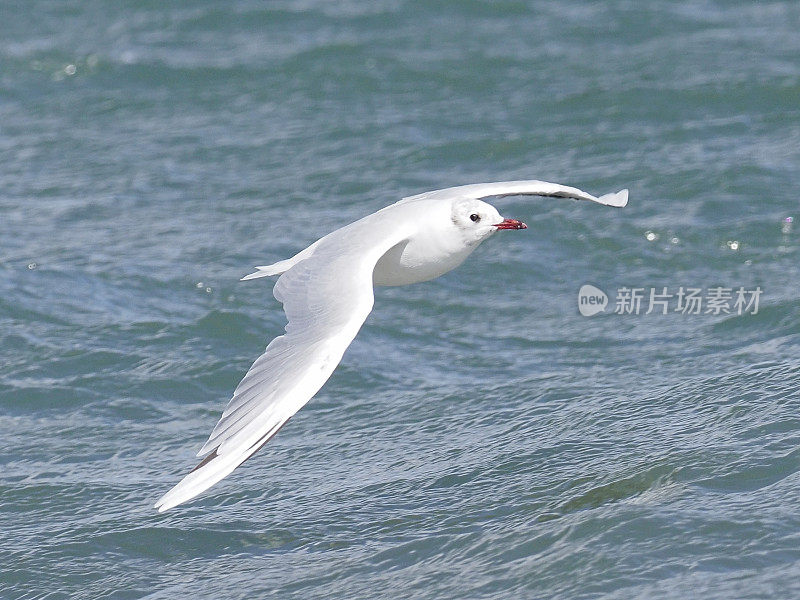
[240,259,295,280]
[240,238,323,281]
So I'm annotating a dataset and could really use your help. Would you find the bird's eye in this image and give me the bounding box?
[469,213,481,222]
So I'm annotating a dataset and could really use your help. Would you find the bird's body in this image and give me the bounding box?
[372,202,480,286]
[155,180,628,512]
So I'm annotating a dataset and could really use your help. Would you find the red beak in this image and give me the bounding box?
[493,218,527,230]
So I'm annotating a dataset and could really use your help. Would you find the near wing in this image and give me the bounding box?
[155,222,411,512]
[400,179,628,207]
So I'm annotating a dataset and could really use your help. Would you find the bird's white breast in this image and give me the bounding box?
[372,226,478,286]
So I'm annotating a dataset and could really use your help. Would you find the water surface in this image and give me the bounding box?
[1,1,799,598]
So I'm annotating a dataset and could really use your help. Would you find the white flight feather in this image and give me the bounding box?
[154,218,415,512]
[398,179,628,207]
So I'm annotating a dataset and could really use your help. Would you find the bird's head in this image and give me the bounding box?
[450,198,527,245]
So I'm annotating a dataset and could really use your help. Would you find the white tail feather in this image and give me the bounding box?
[240,239,323,281]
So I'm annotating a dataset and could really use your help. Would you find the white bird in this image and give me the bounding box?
[155,180,628,511]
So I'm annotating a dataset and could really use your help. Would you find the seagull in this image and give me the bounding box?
[155,180,628,511]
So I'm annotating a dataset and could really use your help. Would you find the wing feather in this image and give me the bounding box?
[155,221,413,512]
[398,179,628,207]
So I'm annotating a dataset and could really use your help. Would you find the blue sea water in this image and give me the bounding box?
[1,1,799,598]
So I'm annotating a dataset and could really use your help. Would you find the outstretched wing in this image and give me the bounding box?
[399,179,628,207]
[155,221,412,512]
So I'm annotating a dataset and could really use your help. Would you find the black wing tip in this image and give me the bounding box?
[190,448,219,473]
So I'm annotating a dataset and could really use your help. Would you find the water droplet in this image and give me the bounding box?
[64,64,76,75]
[781,216,793,235]
[744,259,753,266]
[670,236,680,245]
[27,262,37,270]
[726,240,740,251]
[645,231,658,242]
[196,282,204,289]
[227,295,235,302]
[205,287,212,293]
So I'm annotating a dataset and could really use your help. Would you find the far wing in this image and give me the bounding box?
[155,221,412,512]
[400,179,628,207]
